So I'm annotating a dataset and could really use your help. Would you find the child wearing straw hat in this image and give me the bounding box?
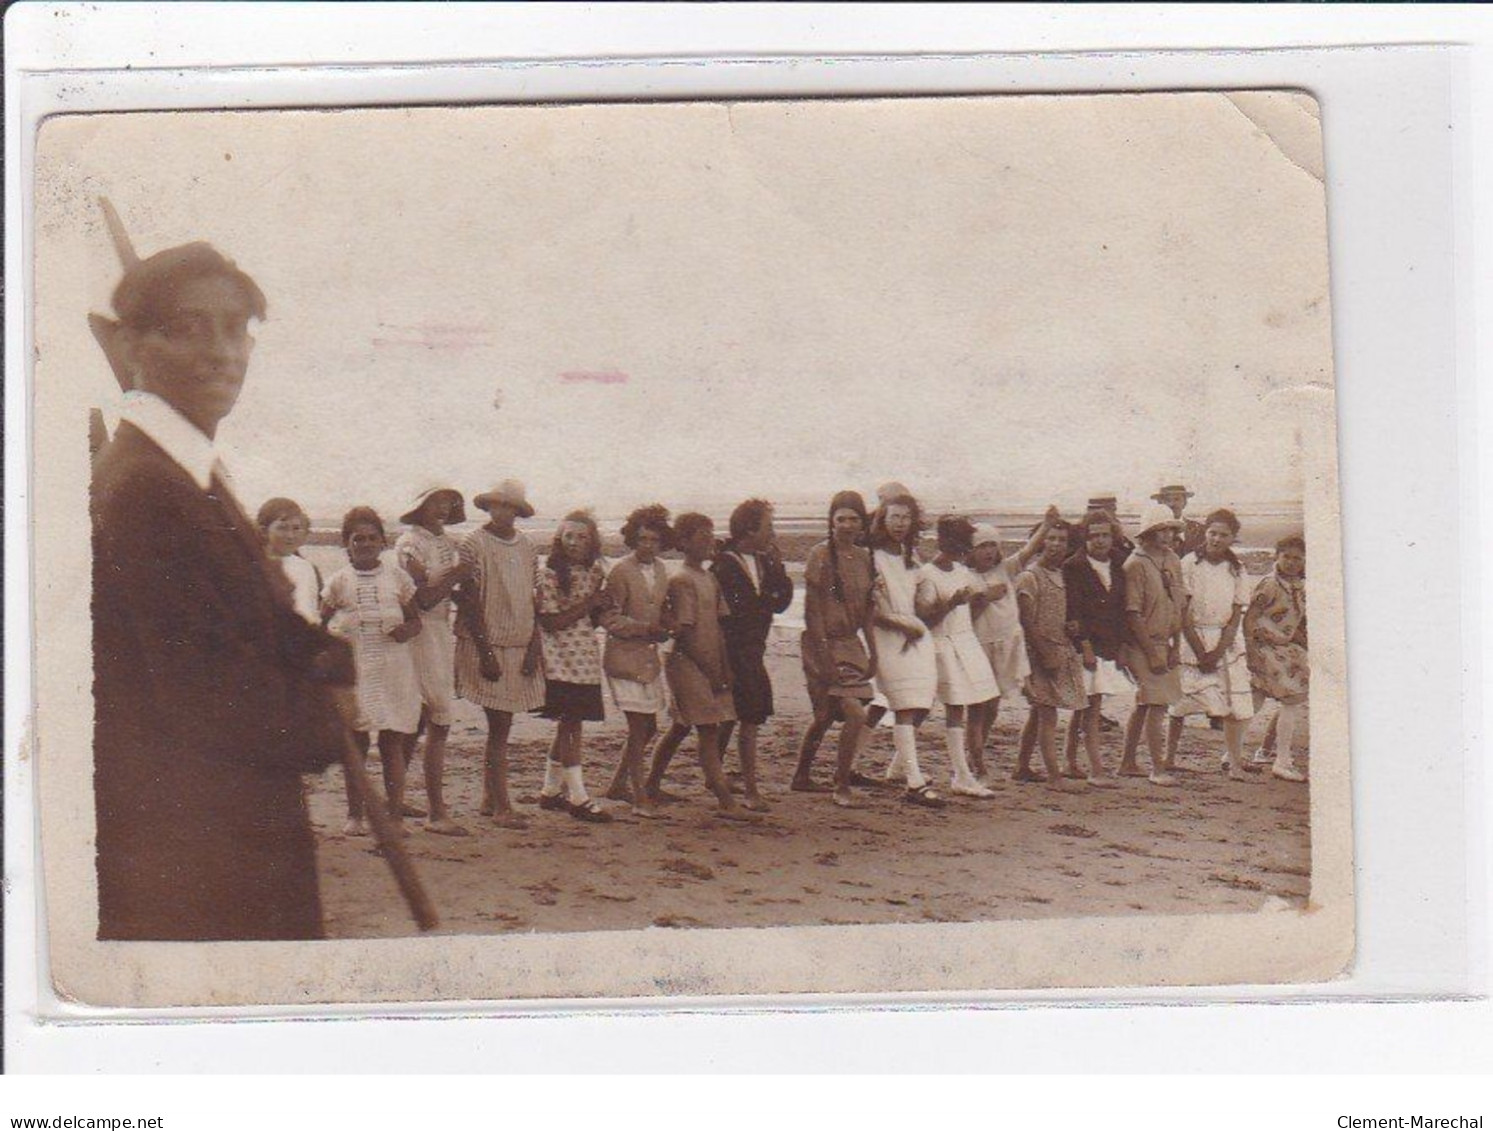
[395,485,472,834]
[453,479,546,828]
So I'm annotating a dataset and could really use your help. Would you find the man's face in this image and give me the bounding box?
[127,274,256,438]
[1161,491,1188,517]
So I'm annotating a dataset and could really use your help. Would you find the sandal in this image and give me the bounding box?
[847,770,890,790]
[538,792,569,813]
[568,798,614,824]
[903,785,947,809]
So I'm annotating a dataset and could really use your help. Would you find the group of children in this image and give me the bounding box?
[253,478,1311,835]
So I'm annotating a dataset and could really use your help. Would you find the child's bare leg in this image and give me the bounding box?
[342,731,371,831]
[718,720,737,778]
[978,696,1002,778]
[1063,709,1084,777]
[793,706,836,791]
[480,708,523,824]
[695,725,737,811]
[377,729,408,823]
[1083,697,1111,781]
[738,722,768,809]
[1145,707,1175,785]
[1037,707,1068,789]
[1016,708,1039,778]
[609,712,655,804]
[645,721,691,801]
[420,721,465,833]
[1165,714,1185,770]
[965,701,987,778]
[832,700,867,806]
[1119,706,1145,774]
[1223,716,1249,781]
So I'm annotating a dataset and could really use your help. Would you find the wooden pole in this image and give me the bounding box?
[339,732,440,932]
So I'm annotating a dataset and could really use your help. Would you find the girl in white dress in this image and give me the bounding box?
[966,520,1045,780]
[867,492,943,807]
[917,516,999,797]
[1166,509,1256,779]
[322,507,423,836]
[395,486,472,835]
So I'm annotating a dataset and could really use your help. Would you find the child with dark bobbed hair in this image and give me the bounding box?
[601,505,676,818]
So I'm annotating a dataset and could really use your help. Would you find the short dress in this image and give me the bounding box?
[870,547,938,712]
[536,559,607,723]
[1015,565,1088,711]
[1170,554,1254,721]
[1247,571,1309,706]
[1120,549,1184,706]
[665,565,737,727]
[323,562,422,734]
[801,540,876,715]
[454,527,546,714]
[971,558,1031,699]
[395,524,461,727]
[920,561,999,707]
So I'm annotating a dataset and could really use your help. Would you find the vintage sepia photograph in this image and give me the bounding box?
[30,90,1352,1006]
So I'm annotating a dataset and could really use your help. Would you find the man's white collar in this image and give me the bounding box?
[119,391,224,491]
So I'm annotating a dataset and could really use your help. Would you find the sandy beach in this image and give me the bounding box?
[308,634,1311,939]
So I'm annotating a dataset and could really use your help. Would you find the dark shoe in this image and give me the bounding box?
[538,792,569,812]
[568,798,614,823]
[903,785,947,809]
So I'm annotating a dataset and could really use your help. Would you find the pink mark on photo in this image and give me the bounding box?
[559,370,630,385]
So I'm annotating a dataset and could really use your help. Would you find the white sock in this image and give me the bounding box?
[1274,703,1303,771]
[894,724,926,789]
[946,726,975,784]
[563,765,588,804]
[542,760,564,796]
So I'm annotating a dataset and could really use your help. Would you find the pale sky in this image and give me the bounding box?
[37,92,1330,520]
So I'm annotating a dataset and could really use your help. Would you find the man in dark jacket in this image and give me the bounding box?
[91,242,352,941]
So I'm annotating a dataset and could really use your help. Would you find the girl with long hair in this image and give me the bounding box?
[534,510,613,823]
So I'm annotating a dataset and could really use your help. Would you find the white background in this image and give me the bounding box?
[4,0,1489,1104]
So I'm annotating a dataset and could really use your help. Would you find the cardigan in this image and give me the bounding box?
[1062,548,1132,661]
[599,554,671,683]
